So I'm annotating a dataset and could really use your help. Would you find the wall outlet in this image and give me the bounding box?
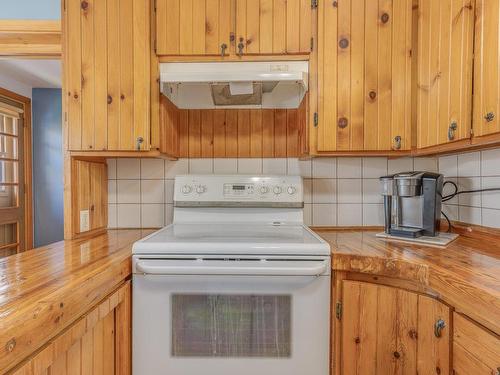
[80,210,90,232]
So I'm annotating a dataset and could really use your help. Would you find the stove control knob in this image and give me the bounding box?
[182,185,192,194]
[260,186,269,194]
[273,186,282,195]
[196,185,207,194]
[287,186,297,195]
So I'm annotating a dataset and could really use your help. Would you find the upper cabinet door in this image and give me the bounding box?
[156,0,233,56]
[235,0,312,55]
[317,0,412,153]
[473,0,500,139]
[417,0,474,149]
[155,0,312,56]
[65,0,151,151]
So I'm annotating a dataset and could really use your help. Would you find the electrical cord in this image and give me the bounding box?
[440,180,500,232]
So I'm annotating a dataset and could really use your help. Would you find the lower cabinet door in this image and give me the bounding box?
[340,281,450,375]
[11,282,131,375]
[453,312,500,375]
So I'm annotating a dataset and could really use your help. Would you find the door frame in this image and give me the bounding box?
[0,86,33,251]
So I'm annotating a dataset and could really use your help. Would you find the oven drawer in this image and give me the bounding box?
[132,259,330,375]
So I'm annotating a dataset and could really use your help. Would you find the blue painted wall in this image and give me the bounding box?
[0,0,60,20]
[32,88,64,247]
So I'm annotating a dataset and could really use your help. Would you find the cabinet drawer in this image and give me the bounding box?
[453,312,500,374]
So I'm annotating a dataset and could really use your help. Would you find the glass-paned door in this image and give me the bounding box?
[0,98,25,258]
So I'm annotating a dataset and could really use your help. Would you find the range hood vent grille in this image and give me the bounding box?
[211,83,262,106]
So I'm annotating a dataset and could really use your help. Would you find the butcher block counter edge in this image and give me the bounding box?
[0,229,152,374]
[314,228,500,336]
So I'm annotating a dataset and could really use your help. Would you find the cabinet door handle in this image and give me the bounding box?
[393,135,402,150]
[136,137,144,151]
[434,319,446,338]
[237,41,245,57]
[220,43,228,57]
[448,121,458,141]
[485,112,495,122]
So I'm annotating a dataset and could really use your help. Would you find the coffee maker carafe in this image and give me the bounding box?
[380,172,444,238]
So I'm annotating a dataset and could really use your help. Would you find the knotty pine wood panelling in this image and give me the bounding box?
[473,0,500,139]
[72,159,107,235]
[317,0,412,152]
[65,0,150,151]
[155,0,312,56]
[417,0,474,149]
[160,94,308,158]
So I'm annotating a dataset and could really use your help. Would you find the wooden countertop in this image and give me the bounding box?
[0,229,152,374]
[314,229,500,335]
[1,228,499,372]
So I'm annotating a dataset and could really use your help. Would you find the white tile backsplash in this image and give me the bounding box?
[439,147,500,229]
[312,158,336,178]
[287,158,312,178]
[338,204,362,226]
[457,152,481,177]
[312,204,337,226]
[337,158,362,178]
[117,158,141,179]
[263,158,287,174]
[141,204,165,228]
[213,158,238,174]
[312,179,337,203]
[237,158,263,174]
[362,157,387,178]
[388,157,414,174]
[107,153,500,229]
[337,179,362,204]
[117,180,141,204]
[481,148,500,176]
[141,180,164,204]
[141,159,165,179]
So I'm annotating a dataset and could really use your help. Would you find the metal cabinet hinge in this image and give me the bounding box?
[311,0,318,9]
[310,37,314,52]
[335,302,342,320]
[154,39,157,54]
[313,112,319,127]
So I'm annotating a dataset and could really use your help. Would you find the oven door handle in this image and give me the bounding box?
[135,260,328,276]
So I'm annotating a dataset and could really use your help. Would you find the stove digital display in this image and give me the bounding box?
[232,185,246,191]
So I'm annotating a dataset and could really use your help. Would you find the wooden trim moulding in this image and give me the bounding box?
[0,86,33,250]
[158,54,311,63]
[0,19,62,57]
[69,150,177,160]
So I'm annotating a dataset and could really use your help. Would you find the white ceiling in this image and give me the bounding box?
[0,59,61,88]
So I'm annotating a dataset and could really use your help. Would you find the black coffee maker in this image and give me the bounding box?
[380,172,444,238]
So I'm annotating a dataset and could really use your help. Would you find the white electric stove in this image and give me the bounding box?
[132,175,331,375]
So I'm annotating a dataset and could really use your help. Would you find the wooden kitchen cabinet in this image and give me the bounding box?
[453,312,500,375]
[65,0,151,151]
[316,0,412,153]
[339,281,450,375]
[417,0,474,150]
[472,0,500,141]
[11,282,131,375]
[155,0,311,57]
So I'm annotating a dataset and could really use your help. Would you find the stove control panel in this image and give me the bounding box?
[174,175,303,204]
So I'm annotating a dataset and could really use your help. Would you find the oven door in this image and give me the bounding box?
[132,256,330,375]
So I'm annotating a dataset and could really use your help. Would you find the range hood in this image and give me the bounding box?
[160,61,308,109]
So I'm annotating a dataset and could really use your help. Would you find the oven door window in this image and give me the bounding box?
[171,294,291,358]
